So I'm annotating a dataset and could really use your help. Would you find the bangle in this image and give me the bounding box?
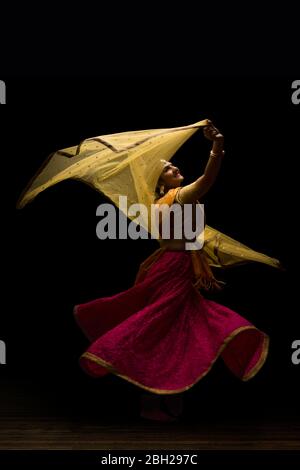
[210,150,225,158]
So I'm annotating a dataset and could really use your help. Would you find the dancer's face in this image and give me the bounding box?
[159,162,184,189]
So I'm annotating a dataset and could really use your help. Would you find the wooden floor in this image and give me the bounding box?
[0,379,299,451]
[0,415,299,450]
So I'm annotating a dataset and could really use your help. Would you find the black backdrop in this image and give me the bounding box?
[2,77,299,422]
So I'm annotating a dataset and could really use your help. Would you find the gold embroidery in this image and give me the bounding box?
[241,334,270,381]
[81,326,269,395]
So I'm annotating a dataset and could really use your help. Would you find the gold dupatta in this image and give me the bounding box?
[16,119,209,239]
[17,120,283,282]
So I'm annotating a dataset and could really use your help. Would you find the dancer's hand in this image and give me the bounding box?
[203,121,224,142]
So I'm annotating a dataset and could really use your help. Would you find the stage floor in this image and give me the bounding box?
[0,415,299,450]
[0,379,299,450]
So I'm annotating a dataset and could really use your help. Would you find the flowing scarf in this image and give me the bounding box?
[17,120,283,271]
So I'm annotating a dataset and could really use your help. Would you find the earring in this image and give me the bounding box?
[159,184,165,196]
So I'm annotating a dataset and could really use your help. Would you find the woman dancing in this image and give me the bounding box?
[73,121,273,422]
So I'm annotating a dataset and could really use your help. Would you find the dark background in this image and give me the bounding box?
[1,77,299,423]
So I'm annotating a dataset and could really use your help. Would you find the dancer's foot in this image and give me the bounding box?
[139,407,178,422]
[161,394,184,418]
[139,393,178,423]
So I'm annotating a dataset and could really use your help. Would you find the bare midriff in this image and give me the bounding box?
[158,199,205,251]
[158,239,188,251]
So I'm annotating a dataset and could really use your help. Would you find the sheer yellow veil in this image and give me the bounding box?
[17,119,209,230]
[16,119,283,271]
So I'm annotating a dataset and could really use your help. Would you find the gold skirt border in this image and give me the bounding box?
[80,325,269,395]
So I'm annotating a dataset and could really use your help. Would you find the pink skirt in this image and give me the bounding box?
[74,250,269,394]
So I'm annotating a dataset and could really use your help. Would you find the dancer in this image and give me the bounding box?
[73,122,279,422]
[17,120,283,422]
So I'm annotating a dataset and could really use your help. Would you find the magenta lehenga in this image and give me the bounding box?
[74,191,269,395]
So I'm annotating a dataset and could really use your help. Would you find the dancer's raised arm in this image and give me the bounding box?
[175,122,224,205]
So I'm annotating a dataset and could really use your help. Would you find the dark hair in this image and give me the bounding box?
[154,172,165,200]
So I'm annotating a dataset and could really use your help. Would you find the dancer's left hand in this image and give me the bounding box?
[203,122,224,141]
